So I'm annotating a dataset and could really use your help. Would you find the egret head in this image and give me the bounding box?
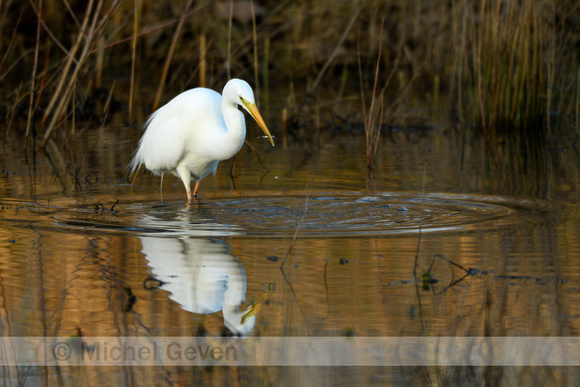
[225,79,275,147]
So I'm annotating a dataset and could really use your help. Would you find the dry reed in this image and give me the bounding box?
[151,0,194,111]
[0,0,575,148]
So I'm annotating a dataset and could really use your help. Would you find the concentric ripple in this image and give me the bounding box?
[193,193,521,236]
[43,192,539,237]
[0,192,541,238]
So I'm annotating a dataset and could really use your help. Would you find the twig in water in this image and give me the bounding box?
[228,156,237,190]
[413,166,427,276]
[243,139,271,173]
[428,254,489,295]
[279,180,312,334]
[228,140,272,190]
[413,166,428,334]
[280,180,311,269]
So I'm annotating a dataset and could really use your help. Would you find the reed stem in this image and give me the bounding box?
[25,0,42,149]
[152,0,193,111]
[128,0,142,122]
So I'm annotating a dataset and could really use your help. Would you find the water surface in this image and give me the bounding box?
[0,123,578,384]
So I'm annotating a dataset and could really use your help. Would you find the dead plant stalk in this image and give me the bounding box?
[359,17,385,171]
[40,0,121,148]
[24,0,42,150]
[152,0,194,111]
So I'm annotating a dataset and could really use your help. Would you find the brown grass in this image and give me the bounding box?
[0,0,576,149]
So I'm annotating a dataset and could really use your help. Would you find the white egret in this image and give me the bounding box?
[129,79,274,201]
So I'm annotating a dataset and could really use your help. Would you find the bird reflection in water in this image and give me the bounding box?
[141,236,262,336]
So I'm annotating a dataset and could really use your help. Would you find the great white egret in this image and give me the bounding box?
[129,79,274,201]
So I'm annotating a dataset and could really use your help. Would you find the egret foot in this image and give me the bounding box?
[192,181,200,198]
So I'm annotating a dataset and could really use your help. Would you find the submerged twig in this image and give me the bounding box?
[413,166,427,334]
[243,139,270,173]
[279,180,312,334]
[228,140,271,190]
[280,181,311,269]
[428,254,490,295]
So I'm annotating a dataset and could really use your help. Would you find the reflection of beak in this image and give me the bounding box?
[240,288,271,324]
[241,99,275,147]
[241,302,261,325]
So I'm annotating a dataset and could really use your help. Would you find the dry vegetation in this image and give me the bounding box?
[0,0,578,150]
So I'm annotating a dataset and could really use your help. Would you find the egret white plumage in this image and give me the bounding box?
[129,79,274,201]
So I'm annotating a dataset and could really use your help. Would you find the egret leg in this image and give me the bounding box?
[193,181,200,198]
[176,165,192,201]
[160,172,164,201]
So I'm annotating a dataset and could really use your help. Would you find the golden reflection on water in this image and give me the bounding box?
[0,123,578,384]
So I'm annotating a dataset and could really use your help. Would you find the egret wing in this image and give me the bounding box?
[129,87,223,179]
[129,103,188,175]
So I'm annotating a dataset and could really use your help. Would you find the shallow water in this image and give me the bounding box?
[0,122,578,384]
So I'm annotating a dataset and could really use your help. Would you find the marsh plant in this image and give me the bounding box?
[0,0,577,151]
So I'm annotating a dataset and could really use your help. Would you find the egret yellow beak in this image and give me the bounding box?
[241,99,275,147]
